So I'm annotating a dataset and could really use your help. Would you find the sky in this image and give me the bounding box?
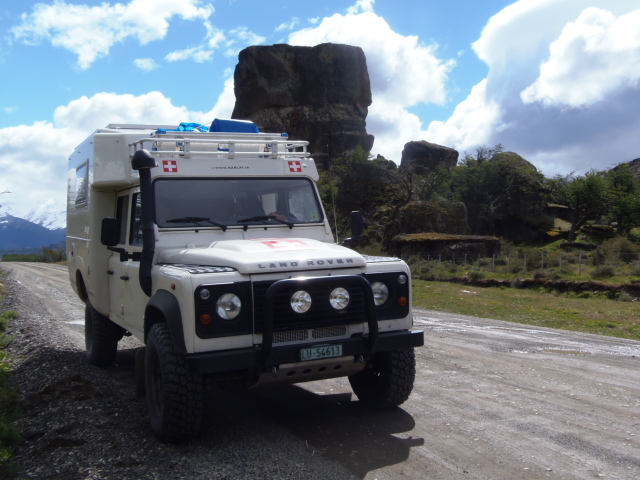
[1,0,640,223]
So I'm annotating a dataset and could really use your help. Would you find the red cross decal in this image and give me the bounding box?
[288,161,302,173]
[163,160,178,173]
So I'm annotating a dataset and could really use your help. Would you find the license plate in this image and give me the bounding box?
[300,344,343,361]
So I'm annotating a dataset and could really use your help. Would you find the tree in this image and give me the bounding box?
[451,147,544,235]
[605,164,640,235]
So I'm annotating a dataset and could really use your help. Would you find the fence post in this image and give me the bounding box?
[541,252,545,270]
[559,253,562,269]
[507,256,511,273]
[493,254,496,271]
[439,254,442,264]
[524,254,527,272]
[464,253,467,265]
[579,252,583,276]
[616,253,620,269]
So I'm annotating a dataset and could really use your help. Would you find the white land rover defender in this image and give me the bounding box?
[66,119,424,442]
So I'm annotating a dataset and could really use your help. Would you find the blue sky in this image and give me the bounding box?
[1,0,640,223]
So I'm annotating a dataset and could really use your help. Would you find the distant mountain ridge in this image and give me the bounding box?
[0,213,66,251]
[0,198,66,252]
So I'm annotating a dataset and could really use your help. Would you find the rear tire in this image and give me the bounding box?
[348,347,416,408]
[145,323,204,442]
[85,301,124,367]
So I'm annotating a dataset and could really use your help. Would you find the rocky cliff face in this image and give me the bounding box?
[232,43,374,162]
[400,141,459,173]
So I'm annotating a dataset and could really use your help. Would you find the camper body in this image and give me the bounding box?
[66,121,423,441]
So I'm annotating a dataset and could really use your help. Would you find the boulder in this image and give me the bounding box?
[400,141,458,174]
[232,43,374,162]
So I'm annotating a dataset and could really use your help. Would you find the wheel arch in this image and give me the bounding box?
[145,289,187,354]
[76,270,88,302]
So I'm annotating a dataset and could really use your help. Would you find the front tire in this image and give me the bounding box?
[348,347,416,408]
[145,323,204,442]
[85,301,124,366]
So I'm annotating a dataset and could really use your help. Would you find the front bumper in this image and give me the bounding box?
[185,329,424,375]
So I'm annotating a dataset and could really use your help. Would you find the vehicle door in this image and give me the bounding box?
[107,190,145,337]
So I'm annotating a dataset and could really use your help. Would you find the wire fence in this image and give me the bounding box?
[407,251,640,277]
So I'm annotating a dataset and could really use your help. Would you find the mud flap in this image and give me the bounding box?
[135,347,146,397]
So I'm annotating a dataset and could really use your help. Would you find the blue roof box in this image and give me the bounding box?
[209,118,259,133]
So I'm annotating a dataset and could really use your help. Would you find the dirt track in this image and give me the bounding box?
[2,262,640,479]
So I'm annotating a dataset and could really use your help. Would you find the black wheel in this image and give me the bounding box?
[348,347,416,408]
[85,301,124,367]
[145,323,204,442]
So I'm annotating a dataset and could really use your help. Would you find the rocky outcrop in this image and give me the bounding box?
[400,141,458,174]
[232,43,374,162]
[389,232,499,258]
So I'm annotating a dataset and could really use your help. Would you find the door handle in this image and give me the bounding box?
[120,275,130,281]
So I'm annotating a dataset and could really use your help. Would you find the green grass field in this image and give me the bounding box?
[412,279,640,340]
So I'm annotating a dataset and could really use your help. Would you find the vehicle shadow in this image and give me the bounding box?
[211,381,425,478]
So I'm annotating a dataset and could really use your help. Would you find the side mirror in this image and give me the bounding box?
[350,211,364,237]
[101,217,121,247]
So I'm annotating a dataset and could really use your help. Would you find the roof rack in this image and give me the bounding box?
[129,131,309,160]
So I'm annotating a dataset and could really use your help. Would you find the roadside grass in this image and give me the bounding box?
[412,279,640,341]
[0,272,20,476]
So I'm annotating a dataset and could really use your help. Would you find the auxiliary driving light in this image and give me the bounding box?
[216,293,241,320]
[291,290,312,313]
[329,287,350,310]
[371,282,389,306]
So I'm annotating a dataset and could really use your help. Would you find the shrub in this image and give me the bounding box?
[590,265,616,279]
[468,270,485,281]
[533,270,547,280]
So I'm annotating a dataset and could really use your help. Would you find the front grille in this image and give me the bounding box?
[253,278,367,333]
[273,330,308,344]
[273,326,348,344]
[312,325,347,339]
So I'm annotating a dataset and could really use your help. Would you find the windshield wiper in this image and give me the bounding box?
[166,217,228,231]
[238,215,293,229]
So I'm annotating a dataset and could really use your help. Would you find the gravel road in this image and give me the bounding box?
[1,262,640,480]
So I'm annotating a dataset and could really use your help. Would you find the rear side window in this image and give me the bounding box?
[75,162,88,205]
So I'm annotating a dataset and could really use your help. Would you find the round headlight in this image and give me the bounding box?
[371,282,389,306]
[329,287,350,310]
[216,293,241,320]
[291,290,312,313]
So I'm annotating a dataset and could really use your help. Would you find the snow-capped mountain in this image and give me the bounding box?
[0,199,66,251]
[23,199,66,230]
[0,199,66,231]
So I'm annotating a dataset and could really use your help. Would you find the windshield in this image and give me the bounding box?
[153,177,323,228]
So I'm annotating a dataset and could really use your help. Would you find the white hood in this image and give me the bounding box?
[157,238,365,274]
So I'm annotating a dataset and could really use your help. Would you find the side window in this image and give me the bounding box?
[130,193,143,246]
[75,162,89,206]
[115,195,130,245]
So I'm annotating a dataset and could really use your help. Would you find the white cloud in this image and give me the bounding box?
[12,0,214,69]
[133,58,159,71]
[165,46,214,63]
[347,0,376,15]
[288,9,454,162]
[422,0,640,176]
[0,90,233,218]
[224,27,266,57]
[0,121,83,218]
[521,7,640,107]
[276,18,300,32]
[425,80,501,152]
[3,107,19,114]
